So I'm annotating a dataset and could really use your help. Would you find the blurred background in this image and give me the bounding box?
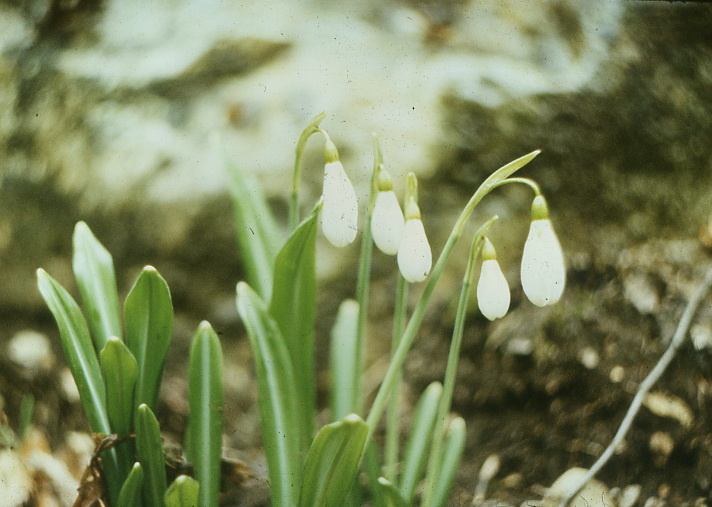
[1,0,711,505]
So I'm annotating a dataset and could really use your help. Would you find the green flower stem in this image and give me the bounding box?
[289,111,327,230]
[365,149,540,442]
[491,176,541,195]
[421,218,496,507]
[384,274,408,481]
[352,135,383,414]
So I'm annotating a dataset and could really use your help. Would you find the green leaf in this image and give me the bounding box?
[37,268,123,505]
[124,266,174,411]
[136,404,167,507]
[329,299,360,420]
[226,156,282,300]
[186,321,223,507]
[36,269,109,434]
[298,414,369,507]
[431,417,466,507]
[236,282,301,507]
[269,203,320,452]
[376,477,408,507]
[165,475,200,507]
[100,338,138,436]
[118,463,144,507]
[400,382,442,503]
[72,221,122,350]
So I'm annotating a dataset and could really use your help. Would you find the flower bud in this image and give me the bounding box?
[397,213,431,283]
[371,171,405,255]
[320,135,358,247]
[521,195,566,306]
[477,238,510,320]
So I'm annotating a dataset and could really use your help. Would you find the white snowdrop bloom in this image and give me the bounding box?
[397,217,432,283]
[477,238,510,321]
[321,160,358,247]
[371,190,405,255]
[521,195,566,307]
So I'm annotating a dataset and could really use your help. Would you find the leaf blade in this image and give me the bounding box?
[269,203,319,451]
[100,337,138,437]
[400,381,442,503]
[136,404,167,507]
[236,282,301,507]
[164,475,200,507]
[36,269,109,433]
[117,463,144,507]
[226,156,282,300]
[298,414,369,507]
[72,221,122,350]
[186,321,224,507]
[431,417,467,507]
[124,266,174,411]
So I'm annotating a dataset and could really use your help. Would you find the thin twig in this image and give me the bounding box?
[559,267,712,507]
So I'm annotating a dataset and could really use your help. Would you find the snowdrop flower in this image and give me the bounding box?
[371,169,404,255]
[397,174,431,282]
[477,237,510,320]
[521,195,566,307]
[321,136,358,247]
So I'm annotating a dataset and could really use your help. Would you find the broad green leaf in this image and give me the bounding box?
[298,414,369,507]
[400,382,442,503]
[226,156,282,300]
[118,463,144,507]
[236,282,301,507]
[37,269,109,433]
[431,417,466,507]
[100,338,138,436]
[329,299,360,420]
[72,221,122,350]
[269,203,319,452]
[124,266,174,411]
[136,404,167,507]
[186,321,223,507]
[37,268,121,504]
[165,475,200,507]
[376,477,408,507]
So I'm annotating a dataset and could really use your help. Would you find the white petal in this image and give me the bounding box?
[477,259,511,320]
[371,190,405,255]
[397,218,432,283]
[321,161,358,247]
[521,219,566,307]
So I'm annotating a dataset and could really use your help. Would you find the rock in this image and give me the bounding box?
[6,329,54,375]
[643,391,694,429]
[0,450,32,507]
[617,485,641,507]
[542,467,615,507]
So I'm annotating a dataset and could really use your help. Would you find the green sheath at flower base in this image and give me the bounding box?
[521,195,566,307]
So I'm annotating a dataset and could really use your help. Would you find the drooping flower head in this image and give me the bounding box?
[371,168,405,255]
[321,134,358,247]
[397,173,432,283]
[521,195,566,307]
[477,237,510,321]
